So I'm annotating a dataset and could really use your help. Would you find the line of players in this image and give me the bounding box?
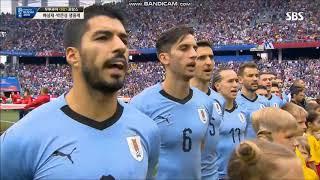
[1,4,319,180]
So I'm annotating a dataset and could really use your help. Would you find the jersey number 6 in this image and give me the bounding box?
[182,128,192,152]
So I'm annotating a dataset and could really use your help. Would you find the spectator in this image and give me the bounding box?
[24,87,50,109]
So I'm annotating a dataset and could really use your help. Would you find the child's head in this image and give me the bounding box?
[252,107,299,151]
[228,139,303,180]
[306,111,320,132]
[282,103,308,135]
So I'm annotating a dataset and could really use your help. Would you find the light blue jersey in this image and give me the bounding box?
[1,95,160,180]
[267,94,286,108]
[201,88,225,180]
[216,102,247,179]
[236,93,269,139]
[131,83,211,180]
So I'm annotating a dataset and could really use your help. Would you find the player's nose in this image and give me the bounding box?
[112,35,127,54]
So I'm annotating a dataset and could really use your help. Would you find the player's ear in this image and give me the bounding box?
[158,52,170,66]
[66,47,80,68]
[215,82,221,92]
[238,75,243,84]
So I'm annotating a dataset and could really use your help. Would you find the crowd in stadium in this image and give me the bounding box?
[1,0,319,51]
[1,58,319,98]
[1,3,320,180]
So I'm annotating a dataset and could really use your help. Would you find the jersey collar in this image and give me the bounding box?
[159,89,193,104]
[60,102,123,130]
[206,88,211,96]
[225,101,238,113]
[241,93,258,102]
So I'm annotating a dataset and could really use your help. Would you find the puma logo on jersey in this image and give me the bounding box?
[52,147,76,164]
[154,115,171,125]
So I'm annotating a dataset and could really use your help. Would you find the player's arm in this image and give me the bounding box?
[146,124,160,179]
[1,129,34,179]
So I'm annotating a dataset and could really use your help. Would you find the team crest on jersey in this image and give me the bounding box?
[127,136,143,162]
[198,107,208,124]
[213,102,222,115]
[238,113,246,123]
[273,103,278,108]
[260,104,266,109]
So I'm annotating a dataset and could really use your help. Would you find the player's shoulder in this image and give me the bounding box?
[131,83,161,103]
[235,92,245,102]
[1,96,67,147]
[121,102,159,135]
[6,95,65,131]
[192,87,210,99]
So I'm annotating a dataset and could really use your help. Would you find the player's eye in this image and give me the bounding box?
[96,36,110,41]
[180,45,188,51]
[197,56,205,61]
[120,38,128,45]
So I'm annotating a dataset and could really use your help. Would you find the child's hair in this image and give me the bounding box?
[252,107,298,140]
[228,139,298,180]
[282,102,308,119]
[306,111,319,127]
[296,136,311,155]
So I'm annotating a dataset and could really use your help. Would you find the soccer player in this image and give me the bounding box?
[256,85,268,98]
[212,69,247,179]
[228,140,304,180]
[259,72,285,108]
[270,81,280,97]
[236,62,269,139]
[1,5,160,180]
[189,40,224,179]
[189,40,225,109]
[131,25,213,179]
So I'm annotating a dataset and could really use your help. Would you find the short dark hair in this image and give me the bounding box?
[156,25,194,55]
[196,40,212,48]
[212,68,232,90]
[238,62,258,77]
[290,86,304,97]
[259,71,273,77]
[257,85,268,91]
[271,82,279,88]
[306,111,319,126]
[63,4,126,49]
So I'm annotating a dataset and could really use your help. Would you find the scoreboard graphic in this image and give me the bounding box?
[16,7,84,19]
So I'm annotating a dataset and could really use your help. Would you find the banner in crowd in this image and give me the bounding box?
[273,41,320,49]
[35,51,65,57]
[213,44,257,51]
[214,55,253,62]
[0,77,21,92]
[0,50,35,56]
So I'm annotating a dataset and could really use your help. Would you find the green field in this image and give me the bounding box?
[0,110,20,134]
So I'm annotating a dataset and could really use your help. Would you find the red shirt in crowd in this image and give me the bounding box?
[24,94,50,109]
[1,95,7,104]
[15,96,33,104]
[11,92,21,104]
